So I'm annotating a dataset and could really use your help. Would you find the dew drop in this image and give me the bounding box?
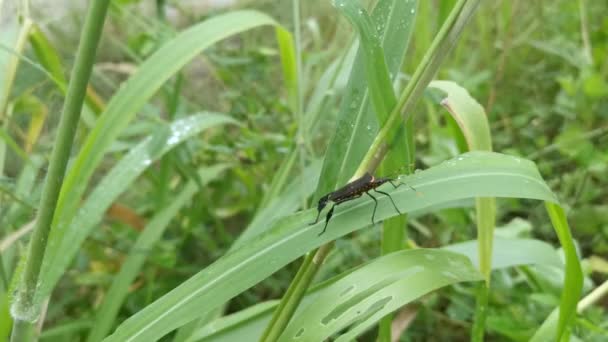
[442,271,457,279]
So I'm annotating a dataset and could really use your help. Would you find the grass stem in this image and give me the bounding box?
[10,1,110,340]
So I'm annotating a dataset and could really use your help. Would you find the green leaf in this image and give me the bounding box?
[429,80,492,151]
[274,27,298,112]
[40,113,237,299]
[278,249,482,341]
[87,165,229,342]
[444,238,562,269]
[188,237,562,341]
[335,0,396,123]
[542,203,583,341]
[429,79,494,340]
[103,151,559,341]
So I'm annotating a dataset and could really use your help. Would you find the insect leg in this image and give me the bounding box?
[373,188,402,215]
[318,204,336,236]
[365,192,379,225]
[388,179,416,192]
[309,209,322,225]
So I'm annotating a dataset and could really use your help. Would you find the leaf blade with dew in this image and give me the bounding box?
[39,113,237,299]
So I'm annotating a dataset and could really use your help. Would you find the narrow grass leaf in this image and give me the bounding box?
[543,202,583,341]
[29,25,104,118]
[40,113,237,298]
[187,301,278,342]
[234,160,322,246]
[275,27,298,112]
[104,152,559,341]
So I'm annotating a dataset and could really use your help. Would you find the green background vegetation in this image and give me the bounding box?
[0,0,606,341]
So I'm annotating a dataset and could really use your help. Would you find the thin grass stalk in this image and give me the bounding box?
[258,243,332,342]
[471,282,489,342]
[9,1,110,340]
[259,1,479,341]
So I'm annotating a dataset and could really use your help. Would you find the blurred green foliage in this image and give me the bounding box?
[1,0,606,341]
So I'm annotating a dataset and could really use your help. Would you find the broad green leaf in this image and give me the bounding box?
[104,151,559,341]
[278,249,482,341]
[87,165,229,342]
[39,113,237,299]
[189,237,562,341]
[45,10,280,294]
[444,238,562,269]
[314,0,417,197]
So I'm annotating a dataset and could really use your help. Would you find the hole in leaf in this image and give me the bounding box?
[321,267,422,325]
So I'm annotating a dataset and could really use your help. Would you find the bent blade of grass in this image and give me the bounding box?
[87,165,228,342]
[429,80,491,151]
[39,113,237,299]
[104,152,560,341]
[278,249,482,341]
[43,10,280,294]
[430,80,494,339]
